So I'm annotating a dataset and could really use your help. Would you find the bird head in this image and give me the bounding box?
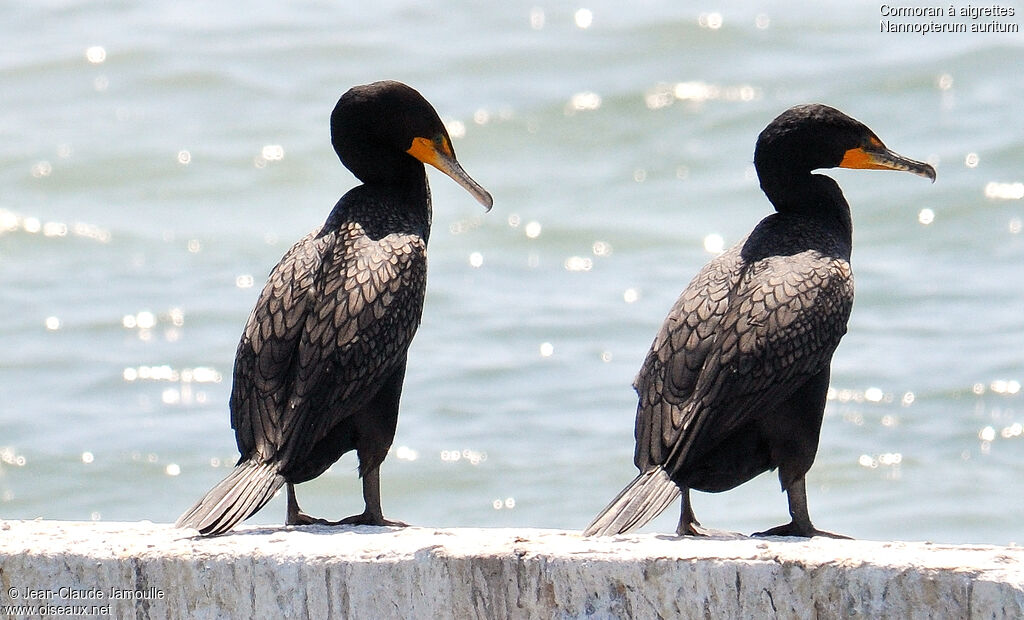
[754,104,936,183]
[331,81,493,210]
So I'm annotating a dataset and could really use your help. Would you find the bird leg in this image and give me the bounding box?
[676,488,701,535]
[337,465,408,527]
[286,483,330,526]
[676,488,730,537]
[753,476,849,538]
[286,469,408,528]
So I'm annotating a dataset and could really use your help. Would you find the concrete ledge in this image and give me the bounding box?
[0,520,1021,619]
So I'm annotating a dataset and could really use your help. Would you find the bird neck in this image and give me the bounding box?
[760,172,853,249]
[326,174,432,243]
[337,136,429,188]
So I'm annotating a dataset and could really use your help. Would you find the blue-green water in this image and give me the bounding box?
[2,1,1022,545]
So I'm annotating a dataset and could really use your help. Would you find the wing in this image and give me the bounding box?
[231,230,324,460]
[633,243,744,468]
[634,243,853,476]
[231,222,427,465]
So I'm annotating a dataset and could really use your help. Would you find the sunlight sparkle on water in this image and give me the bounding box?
[990,379,1021,394]
[261,145,284,161]
[677,81,716,102]
[440,449,487,465]
[394,446,419,462]
[254,145,284,168]
[45,316,61,331]
[85,46,106,64]
[574,8,593,29]
[450,214,484,236]
[529,7,545,29]
[1001,423,1023,439]
[703,233,725,254]
[0,210,111,243]
[492,497,516,510]
[698,12,723,29]
[524,221,542,239]
[444,119,466,140]
[123,365,222,384]
[623,288,639,303]
[137,312,156,328]
[122,311,156,329]
[566,91,601,114]
[917,208,935,225]
[646,81,761,110]
[0,448,27,467]
[864,387,884,403]
[564,256,592,272]
[828,386,899,405]
[43,222,67,237]
[0,211,18,233]
[469,252,484,268]
[858,453,902,470]
[31,161,52,178]
[984,182,1024,200]
[540,342,554,357]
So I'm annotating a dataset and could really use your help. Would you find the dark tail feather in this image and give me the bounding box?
[583,467,681,536]
[176,460,285,536]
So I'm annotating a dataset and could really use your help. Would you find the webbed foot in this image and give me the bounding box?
[753,521,850,539]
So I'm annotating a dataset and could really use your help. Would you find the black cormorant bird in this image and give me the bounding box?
[177,81,492,536]
[584,104,934,538]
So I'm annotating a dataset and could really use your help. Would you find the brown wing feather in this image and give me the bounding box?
[231,231,324,460]
[231,217,426,467]
[633,217,854,477]
[633,244,743,468]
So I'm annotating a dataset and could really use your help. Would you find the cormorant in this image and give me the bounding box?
[177,81,492,536]
[584,104,934,538]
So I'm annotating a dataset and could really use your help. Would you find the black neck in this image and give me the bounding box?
[759,172,853,249]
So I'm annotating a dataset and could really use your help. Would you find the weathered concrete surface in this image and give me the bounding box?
[0,520,1021,619]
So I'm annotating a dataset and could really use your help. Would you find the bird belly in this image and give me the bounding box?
[280,418,360,484]
[677,421,774,493]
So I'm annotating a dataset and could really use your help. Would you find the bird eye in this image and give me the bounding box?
[434,136,453,157]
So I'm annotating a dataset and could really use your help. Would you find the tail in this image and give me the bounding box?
[583,467,681,536]
[176,459,285,536]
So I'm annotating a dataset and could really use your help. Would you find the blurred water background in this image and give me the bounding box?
[2,0,1022,545]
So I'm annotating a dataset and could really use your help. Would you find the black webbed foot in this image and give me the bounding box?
[753,521,850,539]
[286,510,331,527]
[337,511,408,527]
